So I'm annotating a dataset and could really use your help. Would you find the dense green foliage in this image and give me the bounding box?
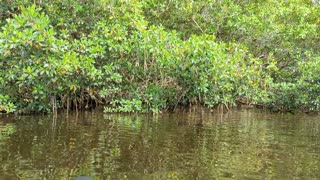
[0,0,319,113]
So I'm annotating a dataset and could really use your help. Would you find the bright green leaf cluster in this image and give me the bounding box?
[0,1,319,113]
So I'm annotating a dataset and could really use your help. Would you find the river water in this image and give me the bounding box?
[0,108,319,179]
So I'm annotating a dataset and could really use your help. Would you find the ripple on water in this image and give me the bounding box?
[0,110,320,179]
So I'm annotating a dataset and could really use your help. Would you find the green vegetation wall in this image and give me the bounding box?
[0,0,319,113]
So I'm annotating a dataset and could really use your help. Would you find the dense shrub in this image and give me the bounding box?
[0,1,319,113]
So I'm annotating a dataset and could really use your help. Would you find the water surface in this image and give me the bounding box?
[0,108,319,179]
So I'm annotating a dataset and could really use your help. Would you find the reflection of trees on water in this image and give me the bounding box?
[105,110,320,179]
[0,114,121,179]
[0,110,319,179]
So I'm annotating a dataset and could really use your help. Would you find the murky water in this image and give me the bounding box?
[0,108,319,179]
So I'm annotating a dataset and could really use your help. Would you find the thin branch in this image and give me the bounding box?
[192,16,206,33]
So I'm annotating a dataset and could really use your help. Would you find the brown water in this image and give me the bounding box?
[0,108,319,179]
